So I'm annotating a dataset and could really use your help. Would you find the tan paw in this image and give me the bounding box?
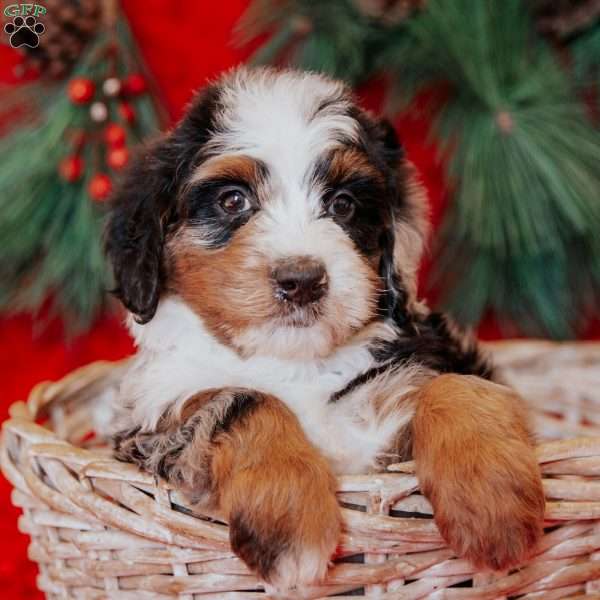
[413,374,545,571]
[431,461,544,570]
[227,461,341,594]
[209,393,342,593]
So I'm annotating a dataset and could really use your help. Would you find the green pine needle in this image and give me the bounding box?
[569,25,600,93]
[0,20,162,332]
[378,0,600,338]
[239,0,391,84]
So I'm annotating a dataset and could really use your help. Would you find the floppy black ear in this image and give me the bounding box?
[369,118,430,324]
[105,84,222,323]
[369,118,409,323]
[376,118,405,178]
[379,225,411,326]
[104,137,178,324]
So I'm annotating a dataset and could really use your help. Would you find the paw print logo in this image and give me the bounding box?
[4,15,45,49]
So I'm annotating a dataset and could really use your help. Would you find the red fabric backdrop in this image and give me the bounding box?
[0,2,598,597]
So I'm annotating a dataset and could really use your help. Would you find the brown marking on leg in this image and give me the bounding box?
[412,374,544,571]
[211,394,341,588]
[113,388,341,589]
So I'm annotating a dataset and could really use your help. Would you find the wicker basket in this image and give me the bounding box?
[3,341,600,599]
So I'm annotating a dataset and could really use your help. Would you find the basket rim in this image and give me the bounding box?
[5,346,600,597]
[2,353,600,500]
[13,338,600,420]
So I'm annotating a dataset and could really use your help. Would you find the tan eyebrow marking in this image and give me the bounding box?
[327,147,384,184]
[189,154,267,186]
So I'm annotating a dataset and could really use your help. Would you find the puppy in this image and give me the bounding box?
[105,67,545,595]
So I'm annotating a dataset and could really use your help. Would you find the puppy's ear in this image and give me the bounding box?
[104,136,177,324]
[105,85,221,323]
[375,119,430,323]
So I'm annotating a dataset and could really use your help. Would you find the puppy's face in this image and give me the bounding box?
[106,68,428,360]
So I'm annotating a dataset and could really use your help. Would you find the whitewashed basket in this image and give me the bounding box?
[2,340,600,599]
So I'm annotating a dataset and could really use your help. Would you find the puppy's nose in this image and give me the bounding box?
[273,257,328,305]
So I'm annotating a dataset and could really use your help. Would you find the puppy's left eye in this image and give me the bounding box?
[328,191,355,221]
[218,188,251,215]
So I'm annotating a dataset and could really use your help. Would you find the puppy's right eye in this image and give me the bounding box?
[218,189,251,215]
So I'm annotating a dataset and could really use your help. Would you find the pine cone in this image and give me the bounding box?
[19,0,102,79]
[529,0,600,38]
[352,0,426,26]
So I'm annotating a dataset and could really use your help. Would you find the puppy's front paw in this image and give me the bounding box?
[226,459,341,596]
[430,458,544,571]
[414,374,545,571]
[207,392,342,595]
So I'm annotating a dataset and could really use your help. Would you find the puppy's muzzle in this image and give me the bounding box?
[272,257,328,306]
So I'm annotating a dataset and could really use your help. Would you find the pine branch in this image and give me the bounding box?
[380,0,600,337]
[237,0,401,84]
[569,23,600,88]
[0,16,163,332]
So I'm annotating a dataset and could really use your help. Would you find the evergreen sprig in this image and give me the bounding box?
[0,91,105,325]
[238,0,390,84]
[569,25,600,93]
[0,20,161,331]
[378,0,600,336]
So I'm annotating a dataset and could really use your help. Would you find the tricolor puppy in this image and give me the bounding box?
[106,67,544,595]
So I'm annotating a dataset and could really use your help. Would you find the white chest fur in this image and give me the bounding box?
[120,298,422,473]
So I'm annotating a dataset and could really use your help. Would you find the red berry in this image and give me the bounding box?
[118,102,136,123]
[68,78,95,104]
[123,73,146,96]
[104,123,126,147]
[58,155,84,182]
[107,147,129,170]
[88,173,112,201]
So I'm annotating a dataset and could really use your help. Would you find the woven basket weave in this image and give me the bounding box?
[3,341,600,599]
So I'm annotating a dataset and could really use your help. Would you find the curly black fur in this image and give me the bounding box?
[104,85,222,323]
[331,312,493,402]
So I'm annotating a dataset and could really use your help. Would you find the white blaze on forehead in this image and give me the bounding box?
[207,68,358,202]
[203,68,361,250]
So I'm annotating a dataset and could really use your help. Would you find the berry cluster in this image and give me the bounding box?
[60,71,147,201]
